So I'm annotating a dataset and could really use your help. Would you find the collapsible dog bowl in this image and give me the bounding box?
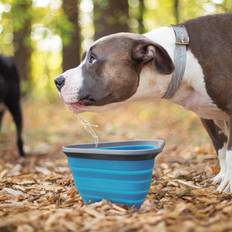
[63,140,165,208]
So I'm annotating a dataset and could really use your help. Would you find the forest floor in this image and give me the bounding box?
[0,99,231,232]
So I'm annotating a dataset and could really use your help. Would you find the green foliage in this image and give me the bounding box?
[144,0,175,29]
[11,0,32,32]
[212,0,232,13]
[31,4,74,45]
[143,0,230,32]
[31,49,62,100]
[144,0,208,30]
[179,0,207,22]
[129,0,143,33]
[52,11,74,46]
[0,0,32,52]
[0,2,14,55]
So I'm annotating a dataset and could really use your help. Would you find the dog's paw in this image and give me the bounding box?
[212,171,225,184]
[217,173,232,192]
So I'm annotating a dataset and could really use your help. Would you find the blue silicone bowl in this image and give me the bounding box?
[63,140,165,208]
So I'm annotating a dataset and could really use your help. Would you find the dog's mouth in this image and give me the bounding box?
[65,95,96,112]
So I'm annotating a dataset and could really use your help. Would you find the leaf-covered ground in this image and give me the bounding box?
[0,99,231,232]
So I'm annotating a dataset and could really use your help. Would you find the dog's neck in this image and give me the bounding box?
[132,27,176,100]
[132,27,203,103]
[131,27,227,121]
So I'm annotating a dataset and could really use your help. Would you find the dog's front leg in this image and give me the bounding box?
[217,118,232,192]
[213,145,227,184]
[200,119,227,184]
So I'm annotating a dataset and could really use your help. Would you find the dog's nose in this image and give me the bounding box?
[54,75,65,91]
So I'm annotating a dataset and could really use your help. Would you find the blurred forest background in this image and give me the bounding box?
[0,0,232,153]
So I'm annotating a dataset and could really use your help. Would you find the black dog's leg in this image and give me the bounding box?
[5,98,24,157]
[201,118,227,184]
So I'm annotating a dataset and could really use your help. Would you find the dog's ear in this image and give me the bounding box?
[131,39,174,74]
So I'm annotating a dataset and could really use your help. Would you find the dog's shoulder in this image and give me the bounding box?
[182,13,232,75]
[182,14,232,113]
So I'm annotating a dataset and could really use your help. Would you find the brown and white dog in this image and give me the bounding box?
[55,14,232,192]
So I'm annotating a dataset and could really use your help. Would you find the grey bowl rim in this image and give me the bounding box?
[63,139,165,156]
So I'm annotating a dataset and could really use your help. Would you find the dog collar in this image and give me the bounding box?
[162,25,189,99]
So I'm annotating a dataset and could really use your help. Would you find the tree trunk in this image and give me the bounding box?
[62,0,81,71]
[138,0,145,34]
[173,0,180,24]
[12,0,32,85]
[94,0,129,40]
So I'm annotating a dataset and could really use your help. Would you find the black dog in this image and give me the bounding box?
[0,56,24,156]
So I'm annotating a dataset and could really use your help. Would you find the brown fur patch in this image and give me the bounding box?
[183,14,232,114]
[201,118,227,151]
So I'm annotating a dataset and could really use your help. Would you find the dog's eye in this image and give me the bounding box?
[88,54,97,64]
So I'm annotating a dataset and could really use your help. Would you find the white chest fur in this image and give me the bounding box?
[172,50,228,120]
[134,27,228,121]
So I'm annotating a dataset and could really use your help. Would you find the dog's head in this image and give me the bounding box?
[55,33,174,112]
